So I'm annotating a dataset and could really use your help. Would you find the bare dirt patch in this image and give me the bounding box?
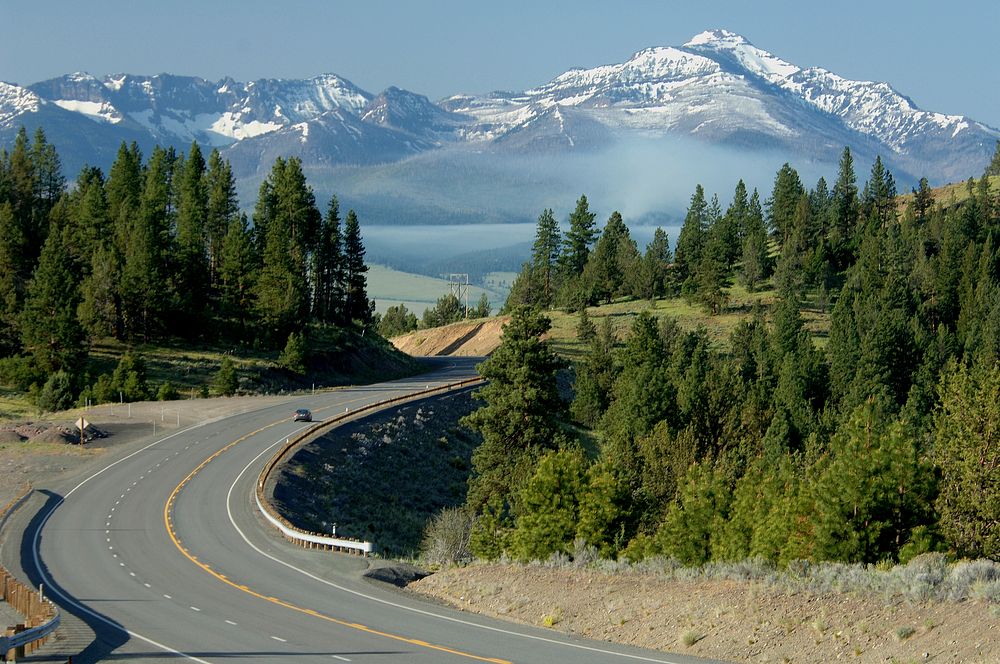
[410,563,1000,663]
[391,317,508,357]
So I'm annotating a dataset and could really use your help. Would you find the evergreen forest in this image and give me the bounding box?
[0,127,376,410]
[460,144,1000,566]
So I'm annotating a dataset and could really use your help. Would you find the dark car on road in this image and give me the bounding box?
[293,408,312,422]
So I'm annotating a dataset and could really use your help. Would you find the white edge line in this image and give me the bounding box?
[31,423,220,664]
[225,433,686,664]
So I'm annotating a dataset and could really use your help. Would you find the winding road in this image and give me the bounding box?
[4,358,721,664]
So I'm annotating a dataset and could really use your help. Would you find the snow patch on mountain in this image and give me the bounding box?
[52,99,122,124]
[685,29,799,82]
[208,112,283,141]
[0,82,41,125]
[104,75,126,91]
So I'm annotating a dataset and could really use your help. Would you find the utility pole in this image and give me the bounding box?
[447,273,470,318]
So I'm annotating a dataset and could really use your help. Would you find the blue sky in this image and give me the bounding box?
[3,0,998,128]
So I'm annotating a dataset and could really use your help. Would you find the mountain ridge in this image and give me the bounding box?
[2,30,996,223]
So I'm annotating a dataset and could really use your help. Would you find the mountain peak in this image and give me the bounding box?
[684,29,799,83]
[684,29,751,48]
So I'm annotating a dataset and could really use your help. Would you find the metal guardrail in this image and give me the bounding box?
[255,376,484,556]
[0,614,61,661]
[254,491,374,554]
[1,485,61,661]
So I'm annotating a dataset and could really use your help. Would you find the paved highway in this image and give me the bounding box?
[9,358,723,664]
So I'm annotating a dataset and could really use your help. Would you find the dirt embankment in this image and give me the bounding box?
[390,317,509,357]
[411,563,999,663]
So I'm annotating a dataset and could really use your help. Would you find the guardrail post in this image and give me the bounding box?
[13,624,24,660]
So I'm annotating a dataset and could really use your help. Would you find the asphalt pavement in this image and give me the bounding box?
[2,358,725,664]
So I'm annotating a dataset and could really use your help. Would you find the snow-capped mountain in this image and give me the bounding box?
[441,29,996,180]
[1,30,996,196]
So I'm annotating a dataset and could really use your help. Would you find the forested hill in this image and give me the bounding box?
[447,144,1000,567]
[0,127,401,412]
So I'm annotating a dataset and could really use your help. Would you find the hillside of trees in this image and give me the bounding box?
[451,143,1000,566]
[0,127,387,410]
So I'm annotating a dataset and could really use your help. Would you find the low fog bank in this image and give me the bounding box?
[237,137,841,275]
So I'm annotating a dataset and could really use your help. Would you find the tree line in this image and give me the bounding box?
[457,146,1000,565]
[376,291,492,338]
[0,127,373,408]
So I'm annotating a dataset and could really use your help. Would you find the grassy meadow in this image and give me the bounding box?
[368,264,507,315]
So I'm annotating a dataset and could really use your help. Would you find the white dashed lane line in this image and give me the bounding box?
[270,636,286,643]
[225,620,237,626]
[163,594,172,599]
[332,657,351,662]
[190,606,201,612]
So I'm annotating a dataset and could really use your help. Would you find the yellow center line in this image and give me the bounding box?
[163,389,510,664]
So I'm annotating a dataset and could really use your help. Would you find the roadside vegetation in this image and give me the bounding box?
[422,143,1000,573]
[0,127,417,419]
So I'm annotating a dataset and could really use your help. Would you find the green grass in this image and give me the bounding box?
[0,387,36,420]
[0,329,421,423]
[896,175,999,212]
[544,280,825,360]
[368,264,505,316]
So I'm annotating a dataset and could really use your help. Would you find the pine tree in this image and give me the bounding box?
[861,155,897,232]
[77,245,119,339]
[20,222,85,374]
[576,307,596,343]
[205,149,239,286]
[831,147,860,266]
[27,127,64,255]
[174,142,210,322]
[912,177,934,225]
[767,163,804,245]
[342,209,372,325]
[378,303,418,337]
[984,140,1000,177]
[739,189,770,292]
[600,312,674,488]
[105,141,143,228]
[773,195,811,297]
[571,316,617,427]
[0,202,26,353]
[576,460,630,558]
[675,184,708,287]
[255,217,307,340]
[650,460,732,565]
[801,399,934,563]
[585,211,637,304]
[312,196,346,324]
[253,158,317,340]
[511,449,586,561]
[559,194,598,277]
[463,307,564,531]
[279,331,308,374]
[213,356,239,396]
[934,360,1000,559]
[721,179,749,266]
[472,292,491,318]
[530,208,561,307]
[67,166,110,266]
[696,222,730,314]
[217,214,255,324]
[118,212,164,341]
[634,227,671,302]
